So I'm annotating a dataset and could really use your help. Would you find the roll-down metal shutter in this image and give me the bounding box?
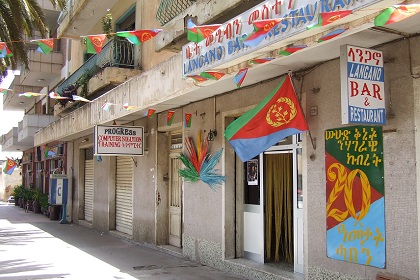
[84,159,94,222]
[116,156,133,235]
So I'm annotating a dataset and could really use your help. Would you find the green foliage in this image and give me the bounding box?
[39,193,49,210]
[12,184,24,199]
[101,10,113,39]
[32,188,43,202]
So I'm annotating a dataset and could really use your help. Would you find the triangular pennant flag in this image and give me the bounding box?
[318,28,347,42]
[101,102,114,111]
[0,42,13,58]
[3,158,17,175]
[374,4,420,26]
[49,92,69,99]
[0,88,12,94]
[307,10,352,29]
[224,76,309,162]
[233,68,248,88]
[279,45,307,56]
[241,19,283,47]
[186,75,208,83]
[145,108,156,118]
[34,38,54,54]
[72,95,92,102]
[199,71,225,80]
[123,103,137,110]
[187,19,221,43]
[184,113,192,128]
[249,58,274,64]
[167,110,175,126]
[19,92,45,98]
[116,29,162,45]
[85,34,106,54]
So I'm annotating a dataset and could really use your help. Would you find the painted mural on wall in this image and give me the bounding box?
[325,125,385,268]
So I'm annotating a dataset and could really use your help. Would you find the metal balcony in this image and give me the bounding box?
[57,39,135,95]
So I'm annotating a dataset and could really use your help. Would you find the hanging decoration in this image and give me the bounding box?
[279,45,307,56]
[178,132,225,191]
[241,19,283,47]
[84,34,107,54]
[249,58,274,64]
[318,29,348,43]
[33,38,54,54]
[0,88,12,94]
[185,75,208,83]
[184,113,192,127]
[101,102,114,111]
[307,10,352,29]
[49,92,69,99]
[3,158,17,175]
[116,29,163,45]
[19,92,46,97]
[186,19,222,43]
[167,110,175,126]
[72,95,92,102]
[374,4,420,26]
[0,42,13,58]
[123,103,137,110]
[199,71,225,80]
[233,68,248,88]
[145,108,156,118]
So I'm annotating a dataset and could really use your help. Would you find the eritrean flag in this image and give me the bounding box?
[233,68,248,88]
[249,58,274,64]
[374,4,420,27]
[307,10,352,29]
[34,38,54,54]
[145,108,156,118]
[186,75,208,83]
[241,19,282,47]
[0,88,12,94]
[72,95,91,102]
[279,45,307,56]
[200,71,225,80]
[19,92,45,98]
[224,76,308,162]
[3,158,17,175]
[49,92,69,99]
[85,34,106,54]
[116,29,162,45]
[187,19,221,43]
[167,110,175,126]
[0,42,13,58]
[123,103,136,110]
[318,29,347,43]
[184,113,192,128]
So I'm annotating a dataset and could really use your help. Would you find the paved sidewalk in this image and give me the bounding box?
[0,203,247,280]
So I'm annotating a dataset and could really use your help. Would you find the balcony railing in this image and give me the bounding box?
[57,38,135,94]
[156,0,196,26]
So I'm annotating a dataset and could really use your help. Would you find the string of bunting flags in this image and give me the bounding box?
[0,4,418,127]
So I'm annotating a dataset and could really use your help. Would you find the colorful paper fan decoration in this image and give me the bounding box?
[187,19,221,43]
[374,4,420,27]
[123,103,137,110]
[177,132,225,191]
[49,92,69,99]
[19,92,45,97]
[72,95,92,102]
[318,29,348,42]
[199,71,225,80]
[85,34,106,54]
[33,38,54,54]
[241,19,283,47]
[0,42,13,58]
[279,45,307,56]
[249,58,274,64]
[145,108,156,118]
[307,10,352,29]
[233,68,248,88]
[116,29,162,45]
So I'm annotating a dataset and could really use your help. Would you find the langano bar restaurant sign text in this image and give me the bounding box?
[182,0,383,76]
[340,45,385,125]
[94,125,144,156]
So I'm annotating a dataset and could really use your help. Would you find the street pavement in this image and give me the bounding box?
[0,202,247,280]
